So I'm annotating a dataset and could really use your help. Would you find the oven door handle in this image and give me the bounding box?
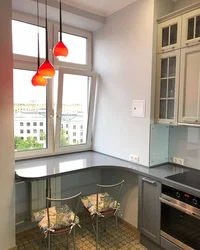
[159,197,200,220]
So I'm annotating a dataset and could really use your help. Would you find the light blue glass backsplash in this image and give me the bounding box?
[169,126,200,170]
[150,125,200,170]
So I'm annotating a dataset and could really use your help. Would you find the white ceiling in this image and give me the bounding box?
[60,0,138,17]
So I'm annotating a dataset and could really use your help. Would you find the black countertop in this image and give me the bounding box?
[15,151,200,197]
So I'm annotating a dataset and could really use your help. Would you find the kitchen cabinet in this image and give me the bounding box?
[157,16,182,54]
[181,8,200,48]
[155,50,180,124]
[138,176,161,244]
[179,45,200,124]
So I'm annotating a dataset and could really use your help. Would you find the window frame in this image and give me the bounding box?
[12,11,95,160]
[53,23,92,70]
[13,61,54,160]
[55,67,97,154]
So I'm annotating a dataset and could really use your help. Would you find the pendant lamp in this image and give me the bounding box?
[32,0,47,86]
[53,0,68,58]
[38,0,55,78]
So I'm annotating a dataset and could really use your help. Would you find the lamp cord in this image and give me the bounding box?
[45,0,49,60]
[37,0,40,69]
[60,0,62,41]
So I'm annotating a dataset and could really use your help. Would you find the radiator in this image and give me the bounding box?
[31,177,61,214]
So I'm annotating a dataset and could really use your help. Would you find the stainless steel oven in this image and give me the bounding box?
[160,185,200,250]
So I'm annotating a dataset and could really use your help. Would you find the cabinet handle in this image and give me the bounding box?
[142,178,157,185]
[162,46,175,52]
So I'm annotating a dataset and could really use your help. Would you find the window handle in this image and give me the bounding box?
[56,114,61,118]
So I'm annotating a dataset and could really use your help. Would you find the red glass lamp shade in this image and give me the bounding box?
[32,71,47,86]
[53,41,68,58]
[38,60,55,78]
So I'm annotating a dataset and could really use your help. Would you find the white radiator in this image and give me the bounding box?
[31,177,61,214]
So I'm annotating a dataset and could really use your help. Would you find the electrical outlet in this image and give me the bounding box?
[130,154,139,163]
[173,157,184,166]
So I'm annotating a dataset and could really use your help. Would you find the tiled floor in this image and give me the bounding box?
[16,217,146,250]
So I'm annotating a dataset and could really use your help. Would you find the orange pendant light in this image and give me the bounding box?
[38,0,55,78]
[32,0,47,86]
[53,0,68,59]
[32,72,47,86]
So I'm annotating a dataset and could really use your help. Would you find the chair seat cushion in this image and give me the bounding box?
[33,205,79,233]
[81,192,119,215]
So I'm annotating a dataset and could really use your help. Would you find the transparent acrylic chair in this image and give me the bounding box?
[34,192,82,250]
[81,180,124,249]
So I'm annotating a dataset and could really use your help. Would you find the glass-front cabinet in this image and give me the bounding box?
[182,8,200,47]
[157,17,182,53]
[156,51,180,124]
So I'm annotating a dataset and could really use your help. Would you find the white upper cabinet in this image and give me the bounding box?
[179,45,200,124]
[155,50,180,125]
[182,9,200,47]
[157,17,182,53]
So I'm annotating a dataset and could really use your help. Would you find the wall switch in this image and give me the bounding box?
[172,157,184,166]
[130,154,139,163]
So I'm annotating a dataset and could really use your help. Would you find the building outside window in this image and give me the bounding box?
[20,129,23,134]
[33,129,37,134]
[20,122,23,126]
[40,122,43,126]
[33,122,37,126]
[27,130,30,134]
[73,132,76,136]
[73,125,76,129]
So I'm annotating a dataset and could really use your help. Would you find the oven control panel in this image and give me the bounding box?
[162,185,200,209]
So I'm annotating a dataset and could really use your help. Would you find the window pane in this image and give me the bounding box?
[57,33,87,64]
[168,78,175,98]
[167,99,174,119]
[60,74,89,147]
[168,57,176,77]
[159,100,166,119]
[188,18,194,40]
[160,79,167,98]
[14,69,47,152]
[161,58,168,78]
[196,16,200,38]
[162,27,169,47]
[12,20,46,58]
[170,24,177,45]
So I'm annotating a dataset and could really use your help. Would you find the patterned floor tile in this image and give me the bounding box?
[16,217,146,250]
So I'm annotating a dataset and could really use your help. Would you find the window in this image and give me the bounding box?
[54,24,92,70]
[12,20,45,58]
[80,125,83,129]
[55,68,97,153]
[80,132,83,136]
[13,15,95,159]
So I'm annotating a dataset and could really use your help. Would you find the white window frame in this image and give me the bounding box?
[13,61,54,160]
[55,68,97,154]
[12,11,96,159]
[53,23,92,70]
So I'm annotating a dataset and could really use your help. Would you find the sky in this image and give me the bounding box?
[13,20,88,105]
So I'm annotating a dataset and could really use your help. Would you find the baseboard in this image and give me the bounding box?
[118,216,139,234]
[7,247,18,250]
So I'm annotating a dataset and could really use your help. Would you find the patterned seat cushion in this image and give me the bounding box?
[81,192,119,215]
[34,205,79,233]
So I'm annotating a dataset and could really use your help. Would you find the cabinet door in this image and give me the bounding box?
[157,16,182,53]
[155,50,180,125]
[182,9,200,47]
[138,176,161,244]
[179,45,200,124]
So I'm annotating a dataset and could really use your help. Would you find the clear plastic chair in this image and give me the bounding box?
[81,180,124,249]
[34,192,82,250]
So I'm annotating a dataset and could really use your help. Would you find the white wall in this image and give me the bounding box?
[174,0,200,10]
[93,0,155,166]
[0,1,16,249]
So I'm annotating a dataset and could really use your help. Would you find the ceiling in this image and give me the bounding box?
[60,0,138,17]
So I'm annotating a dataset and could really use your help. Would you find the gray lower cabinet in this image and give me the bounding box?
[138,175,161,245]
